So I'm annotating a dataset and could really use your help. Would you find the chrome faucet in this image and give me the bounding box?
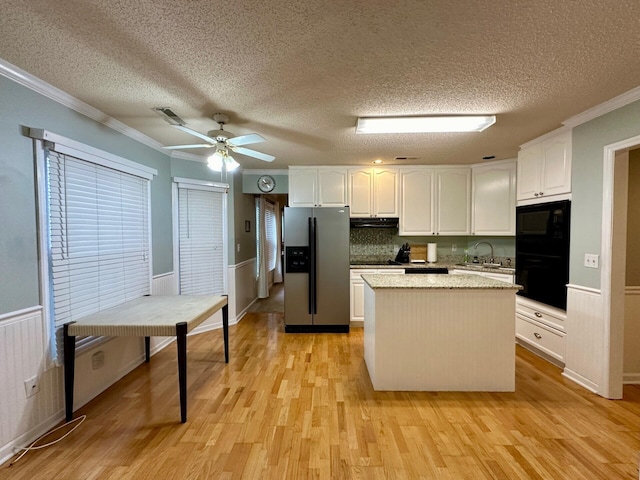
[474,241,494,264]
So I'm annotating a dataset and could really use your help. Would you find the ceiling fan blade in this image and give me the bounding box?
[162,144,215,150]
[231,146,275,162]
[173,125,217,144]
[227,133,265,147]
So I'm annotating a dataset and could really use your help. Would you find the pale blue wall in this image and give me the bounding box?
[0,75,244,315]
[242,173,289,194]
[570,100,640,289]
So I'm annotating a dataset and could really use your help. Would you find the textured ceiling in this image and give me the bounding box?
[1,0,639,169]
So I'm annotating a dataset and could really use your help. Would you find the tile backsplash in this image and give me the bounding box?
[349,227,515,265]
[350,228,397,262]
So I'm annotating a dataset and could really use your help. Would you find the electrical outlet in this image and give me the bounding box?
[236,243,241,253]
[584,253,599,269]
[92,351,105,370]
[451,244,457,252]
[24,376,39,398]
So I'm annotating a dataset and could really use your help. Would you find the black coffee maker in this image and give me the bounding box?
[394,243,411,263]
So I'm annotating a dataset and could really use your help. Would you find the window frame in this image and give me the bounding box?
[172,177,229,297]
[32,129,157,366]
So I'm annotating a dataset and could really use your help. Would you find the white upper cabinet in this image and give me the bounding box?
[517,130,572,203]
[373,167,399,217]
[348,167,398,217]
[399,167,470,236]
[472,160,516,235]
[289,167,347,207]
[436,168,471,235]
[317,168,349,207]
[399,167,435,235]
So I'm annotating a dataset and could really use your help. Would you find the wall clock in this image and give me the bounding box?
[257,175,276,193]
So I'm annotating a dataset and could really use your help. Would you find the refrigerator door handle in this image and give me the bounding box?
[308,217,315,315]
[312,217,318,314]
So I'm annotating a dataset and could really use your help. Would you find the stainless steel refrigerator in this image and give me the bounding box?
[284,206,350,332]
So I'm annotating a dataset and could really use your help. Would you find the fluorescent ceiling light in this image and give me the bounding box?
[355,115,496,134]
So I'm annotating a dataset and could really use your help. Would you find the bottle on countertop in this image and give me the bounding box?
[463,249,469,263]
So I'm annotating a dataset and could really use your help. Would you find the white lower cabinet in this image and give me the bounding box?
[515,296,566,364]
[350,268,404,325]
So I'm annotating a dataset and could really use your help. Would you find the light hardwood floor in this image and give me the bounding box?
[3,312,640,479]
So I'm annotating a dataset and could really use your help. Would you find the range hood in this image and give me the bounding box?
[350,217,399,228]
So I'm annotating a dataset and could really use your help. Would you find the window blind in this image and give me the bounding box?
[47,150,151,331]
[178,187,226,295]
[265,202,277,271]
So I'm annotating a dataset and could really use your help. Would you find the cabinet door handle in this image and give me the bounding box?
[534,193,539,197]
[534,332,542,339]
[539,192,544,196]
[534,312,542,318]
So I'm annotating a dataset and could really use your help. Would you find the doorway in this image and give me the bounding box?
[601,137,640,398]
[254,193,286,313]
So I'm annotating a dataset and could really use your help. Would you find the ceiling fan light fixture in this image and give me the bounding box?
[355,115,496,134]
[225,154,240,172]
[207,150,224,171]
[207,149,240,172]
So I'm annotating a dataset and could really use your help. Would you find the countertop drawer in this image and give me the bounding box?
[516,314,565,363]
[516,296,566,332]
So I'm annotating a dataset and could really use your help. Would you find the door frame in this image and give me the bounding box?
[600,133,640,398]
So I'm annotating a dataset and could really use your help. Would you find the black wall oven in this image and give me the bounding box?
[515,200,570,310]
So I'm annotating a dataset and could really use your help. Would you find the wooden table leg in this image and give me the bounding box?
[176,322,188,423]
[63,322,76,422]
[222,303,229,364]
[145,336,151,362]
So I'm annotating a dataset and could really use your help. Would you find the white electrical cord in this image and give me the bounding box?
[9,415,87,466]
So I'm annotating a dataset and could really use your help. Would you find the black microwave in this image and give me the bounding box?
[516,200,570,310]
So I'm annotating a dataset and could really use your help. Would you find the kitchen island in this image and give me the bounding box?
[362,273,521,392]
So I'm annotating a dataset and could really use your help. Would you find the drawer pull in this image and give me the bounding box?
[534,312,543,318]
[534,332,542,339]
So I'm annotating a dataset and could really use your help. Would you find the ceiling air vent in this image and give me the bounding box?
[153,107,186,126]
[394,156,419,161]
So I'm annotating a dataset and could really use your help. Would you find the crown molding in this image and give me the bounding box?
[168,150,207,162]
[563,85,640,128]
[0,57,177,156]
[243,169,289,176]
[519,126,571,149]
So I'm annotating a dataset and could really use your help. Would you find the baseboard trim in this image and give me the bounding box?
[284,325,350,333]
[0,410,65,467]
[350,320,364,328]
[515,338,564,368]
[623,373,640,384]
[562,368,599,394]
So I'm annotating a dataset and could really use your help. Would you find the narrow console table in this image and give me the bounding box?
[63,295,229,423]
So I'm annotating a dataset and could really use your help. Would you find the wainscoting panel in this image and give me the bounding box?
[564,285,603,393]
[150,273,177,353]
[151,272,177,296]
[230,258,257,323]
[624,286,640,384]
[190,259,257,335]
[0,307,63,465]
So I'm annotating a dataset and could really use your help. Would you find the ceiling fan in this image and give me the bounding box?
[159,111,275,170]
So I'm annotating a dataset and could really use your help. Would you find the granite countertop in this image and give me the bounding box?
[361,273,522,290]
[350,261,516,275]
